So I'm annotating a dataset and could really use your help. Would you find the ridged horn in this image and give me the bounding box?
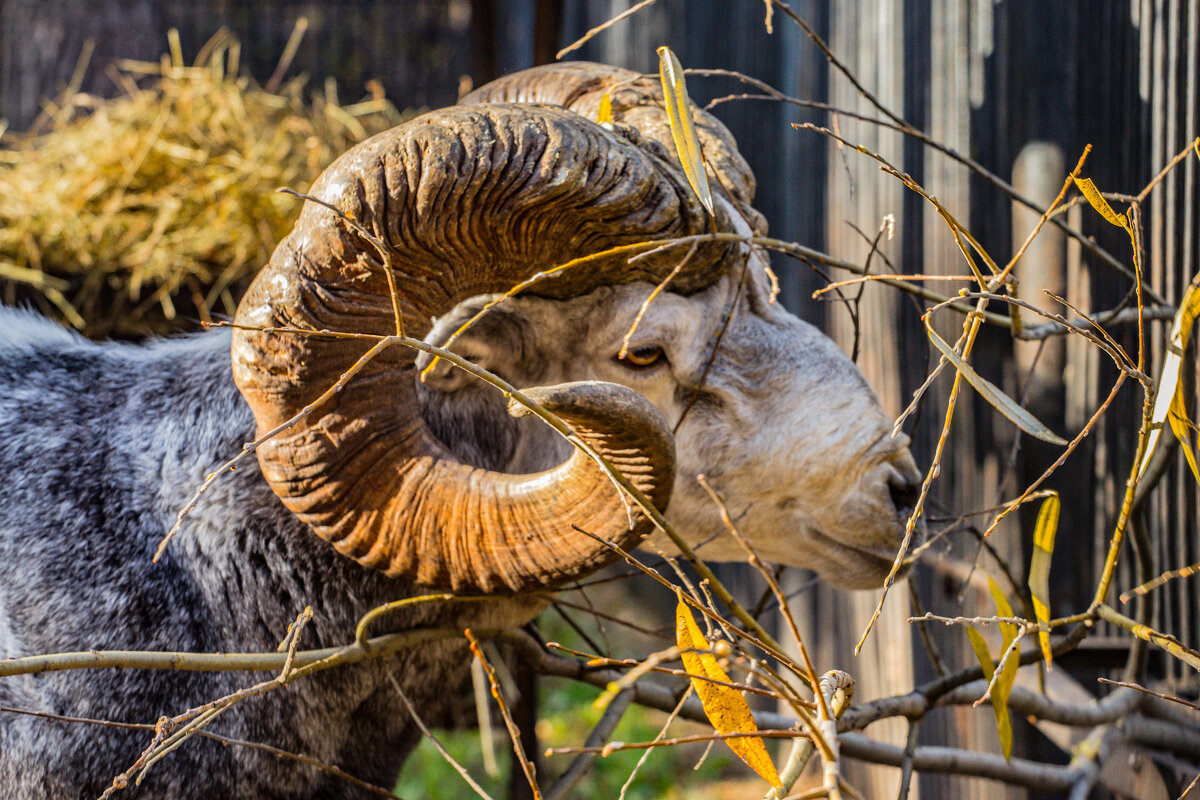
[231,103,739,594]
[461,61,765,233]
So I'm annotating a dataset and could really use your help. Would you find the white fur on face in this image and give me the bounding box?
[421,254,921,590]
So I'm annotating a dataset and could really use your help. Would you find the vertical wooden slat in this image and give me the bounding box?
[817,2,923,796]
[471,0,499,85]
[534,0,563,65]
[1180,0,1199,669]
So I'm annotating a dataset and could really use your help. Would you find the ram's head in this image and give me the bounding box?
[231,63,921,595]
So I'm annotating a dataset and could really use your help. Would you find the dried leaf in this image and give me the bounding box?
[1028,493,1060,667]
[1140,278,1200,482]
[927,324,1068,445]
[675,597,781,787]
[1072,176,1128,229]
[597,92,613,125]
[656,46,714,218]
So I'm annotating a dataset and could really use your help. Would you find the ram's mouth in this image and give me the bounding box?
[888,470,922,522]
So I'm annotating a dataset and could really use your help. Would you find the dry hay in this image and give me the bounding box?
[0,31,413,338]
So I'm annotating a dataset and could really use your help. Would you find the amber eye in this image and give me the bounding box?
[619,344,665,368]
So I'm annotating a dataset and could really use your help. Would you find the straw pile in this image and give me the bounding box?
[0,31,412,337]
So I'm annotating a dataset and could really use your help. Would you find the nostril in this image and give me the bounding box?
[888,476,921,516]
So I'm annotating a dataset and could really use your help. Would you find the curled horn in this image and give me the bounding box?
[231,103,740,593]
[461,61,766,233]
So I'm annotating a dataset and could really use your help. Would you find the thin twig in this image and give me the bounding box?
[0,626,494,679]
[1136,136,1200,202]
[1096,605,1200,673]
[466,630,542,800]
[389,672,496,800]
[1120,560,1200,604]
[973,629,1028,706]
[1097,678,1200,712]
[908,612,1033,629]
[896,718,920,800]
[545,728,806,756]
[555,0,662,59]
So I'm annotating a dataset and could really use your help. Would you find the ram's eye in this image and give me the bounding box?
[619,344,665,368]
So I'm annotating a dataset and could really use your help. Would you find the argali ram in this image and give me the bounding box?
[0,63,921,798]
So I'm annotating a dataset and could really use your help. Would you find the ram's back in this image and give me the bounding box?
[0,311,393,798]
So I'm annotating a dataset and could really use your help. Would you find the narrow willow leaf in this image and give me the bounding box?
[597,92,614,125]
[675,597,781,787]
[1072,176,1128,229]
[965,626,1013,759]
[1028,494,1060,667]
[927,324,1068,445]
[1140,279,1200,481]
[656,46,714,218]
[1168,391,1200,486]
[1167,282,1200,485]
[987,578,1020,762]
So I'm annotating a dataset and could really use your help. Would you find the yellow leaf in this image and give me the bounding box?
[984,578,1019,760]
[675,597,781,787]
[597,92,613,125]
[1168,283,1200,486]
[1072,176,1128,229]
[1168,395,1200,486]
[988,580,1021,696]
[965,626,996,678]
[656,46,714,218]
[965,626,1014,761]
[1027,494,1060,667]
[927,323,1068,445]
[1141,278,1200,482]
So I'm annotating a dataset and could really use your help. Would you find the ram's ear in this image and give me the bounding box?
[419,299,532,394]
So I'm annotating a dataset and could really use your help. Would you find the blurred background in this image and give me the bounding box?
[2,2,1197,797]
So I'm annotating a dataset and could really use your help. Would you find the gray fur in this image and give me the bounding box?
[0,307,532,799]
